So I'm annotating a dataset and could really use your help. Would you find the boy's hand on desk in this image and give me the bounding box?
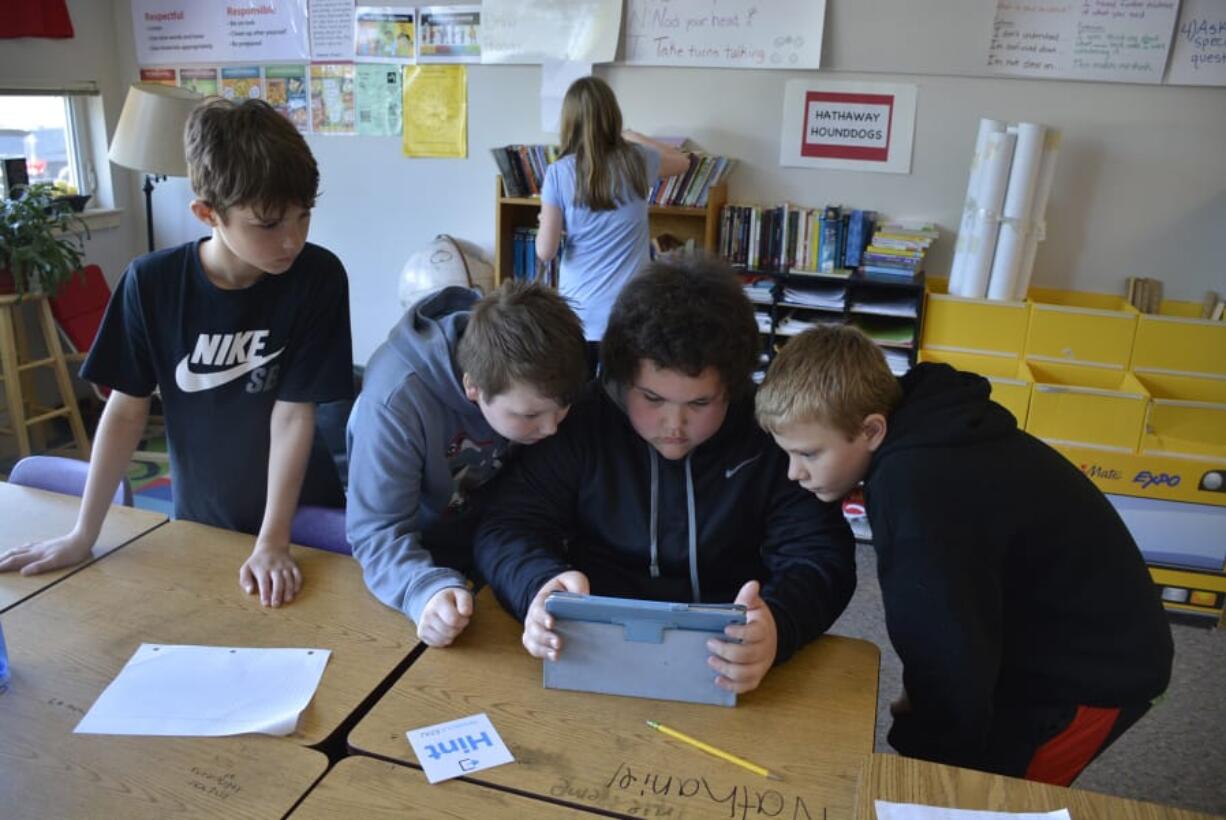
[707,580,778,695]
[418,587,474,647]
[0,531,93,575]
[523,570,589,661]
[240,541,303,608]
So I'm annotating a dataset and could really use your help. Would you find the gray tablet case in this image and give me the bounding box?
[543,592,747,707]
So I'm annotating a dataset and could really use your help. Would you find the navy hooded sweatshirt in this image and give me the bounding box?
[474,379,857,664]
[866,363,1173,768]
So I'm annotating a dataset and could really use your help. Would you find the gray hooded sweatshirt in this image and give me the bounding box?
[346,287,508,624]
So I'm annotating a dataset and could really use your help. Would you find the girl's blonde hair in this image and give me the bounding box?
[558,77,647,211]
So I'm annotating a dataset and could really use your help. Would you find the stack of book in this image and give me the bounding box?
[648,146,735,208]
[861,223,937,278]
[492,144,559,197]
[719,204,875,274]
[510,227,558,287]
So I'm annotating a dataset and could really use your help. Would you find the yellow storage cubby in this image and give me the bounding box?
[1135,373,1226,460]
[1024,288,1138,368]
[1025,361,1149,452]
[1130,312,1226,377]
[918,349,1033,427]
[921,292,1029,357]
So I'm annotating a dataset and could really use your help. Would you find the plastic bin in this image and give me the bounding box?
[1025,361,1149,452]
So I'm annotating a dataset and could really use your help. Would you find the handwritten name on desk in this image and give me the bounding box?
[186,766,242,801]
[549,762,826,819]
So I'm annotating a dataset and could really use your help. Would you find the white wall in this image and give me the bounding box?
[0,0,141,285]
[70,1,1226,363]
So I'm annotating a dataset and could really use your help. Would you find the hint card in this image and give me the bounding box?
[405,712,515,783]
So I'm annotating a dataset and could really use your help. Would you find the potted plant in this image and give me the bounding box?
[0,182,90,297]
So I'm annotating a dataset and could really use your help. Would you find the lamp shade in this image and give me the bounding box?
[108,83,203,177]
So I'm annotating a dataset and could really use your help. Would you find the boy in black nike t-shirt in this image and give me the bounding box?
[0,99,353,608]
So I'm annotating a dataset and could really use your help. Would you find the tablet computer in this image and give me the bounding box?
[543,592,747,707]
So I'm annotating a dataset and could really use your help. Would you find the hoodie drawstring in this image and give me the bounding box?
[646,445,701,601]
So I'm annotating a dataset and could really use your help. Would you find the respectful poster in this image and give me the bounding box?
[131,0,310,65]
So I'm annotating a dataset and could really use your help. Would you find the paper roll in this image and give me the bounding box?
[956,129,1016,299]
[1013,129,1062,301]
[987,122,1046,301]
[949,118,1006,295]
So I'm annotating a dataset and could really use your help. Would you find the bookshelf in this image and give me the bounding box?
[740,267,926,376]
[493,176,728,286]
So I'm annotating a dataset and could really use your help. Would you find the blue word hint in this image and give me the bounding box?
[424,731,494,760]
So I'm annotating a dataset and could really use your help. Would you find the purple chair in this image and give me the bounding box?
[9,455,133,507]
[290,505,351,555]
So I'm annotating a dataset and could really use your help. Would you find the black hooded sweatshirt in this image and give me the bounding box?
[474,380,857,664]
[866,363,1173,768]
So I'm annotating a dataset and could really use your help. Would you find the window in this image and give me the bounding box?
[0,93,97,200]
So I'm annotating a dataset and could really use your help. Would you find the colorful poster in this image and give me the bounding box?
[179,67,219,97]
[418,6,481,63]
[131,0,309,65]
[310,62,356,135]
[265,64,309,131]
[309,0,355,60]
[140,68,178,86]
[356,64,403,136]
[221,66,263,101]
[355,6,416,63]
[402,64,467,157]
[780,80,916,175]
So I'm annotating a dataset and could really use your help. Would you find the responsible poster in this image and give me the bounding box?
[418,6,481,63]
[355,6,416,63]
[311,62,356,135]
[221,66,263,101]
[178,67,219,96]
[402,64,467,157]
[265,64,309,131]
[131,0,309,65]
[356,63,403,136]
[780,80,916,174]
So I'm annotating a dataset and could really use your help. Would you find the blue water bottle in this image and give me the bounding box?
[0,620,9,693]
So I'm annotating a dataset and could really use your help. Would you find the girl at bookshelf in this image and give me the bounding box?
[537,76,689,368]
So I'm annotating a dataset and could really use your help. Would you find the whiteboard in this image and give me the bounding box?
[621,0,825,69]
[479,0,622,64]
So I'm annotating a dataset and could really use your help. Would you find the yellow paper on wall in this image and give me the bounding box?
[402,65,467,158]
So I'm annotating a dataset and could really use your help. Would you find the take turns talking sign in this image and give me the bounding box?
[781,80,917,174]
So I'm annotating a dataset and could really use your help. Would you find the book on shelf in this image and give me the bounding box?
[510,226,558,287]
[647,141,735,208]
[493,144,559,198]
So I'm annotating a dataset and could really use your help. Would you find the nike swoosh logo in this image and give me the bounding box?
[725,453,762,479]
[174,348,285,393]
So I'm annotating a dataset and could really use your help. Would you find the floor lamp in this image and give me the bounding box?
[108,83,202,254]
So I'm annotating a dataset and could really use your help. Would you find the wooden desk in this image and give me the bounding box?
[1,518,419,746]
[350,588,881,819]
[855,753,1219,820]
[0,482,167,612]
[291,755,606,818]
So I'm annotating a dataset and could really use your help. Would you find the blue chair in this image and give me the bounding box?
[8,455,133,506]
[290,505,351,555]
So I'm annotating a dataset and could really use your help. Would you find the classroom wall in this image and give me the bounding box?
[90,2,1226,362]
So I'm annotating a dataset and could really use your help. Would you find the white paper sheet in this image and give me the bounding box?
[75,644,330,737]
[954,129,1015,299]
[540,60,591,133]
[948,118,1006,296]
[1012,129,1061,300]
[406,713,515,783]
[875,801,1071,820]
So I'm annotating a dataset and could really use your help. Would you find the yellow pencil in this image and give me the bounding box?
[645,720,782,781]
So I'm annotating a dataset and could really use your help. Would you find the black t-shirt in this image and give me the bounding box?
[82,238,354,534]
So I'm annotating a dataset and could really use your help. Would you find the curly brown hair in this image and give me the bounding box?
[601,255,760,399]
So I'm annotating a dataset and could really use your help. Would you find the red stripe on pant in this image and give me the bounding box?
[1024,704,1120,786]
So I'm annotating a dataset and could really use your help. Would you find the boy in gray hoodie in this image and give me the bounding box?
[346,282,586,646]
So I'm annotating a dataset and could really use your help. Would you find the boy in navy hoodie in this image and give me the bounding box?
[346,282,586,647]
[755,324,1173,785]
[474,257,856,695]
